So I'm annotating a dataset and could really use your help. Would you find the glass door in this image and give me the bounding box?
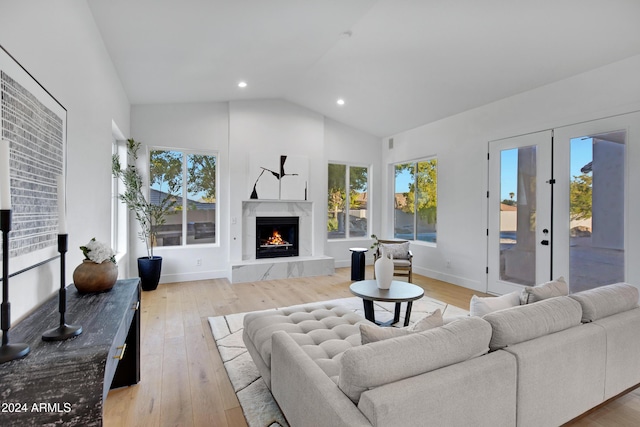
[552,113,638,292]
[488,131,552,295]
[488,112,640,295]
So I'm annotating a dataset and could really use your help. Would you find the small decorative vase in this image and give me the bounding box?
[73,260,118,293]
[374,247,394,290]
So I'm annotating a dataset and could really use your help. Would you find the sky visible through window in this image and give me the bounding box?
[500,139,592,201]
[395,168,412,193]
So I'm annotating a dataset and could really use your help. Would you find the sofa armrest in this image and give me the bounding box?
[271,331,372,427]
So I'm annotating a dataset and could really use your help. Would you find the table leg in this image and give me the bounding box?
[393,302,401,324]
[403,301,414,327]
[363,299,375,323]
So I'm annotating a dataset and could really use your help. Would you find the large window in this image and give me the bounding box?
[150,149,217,246]
[327,163,369,239]
[394,159,437,242]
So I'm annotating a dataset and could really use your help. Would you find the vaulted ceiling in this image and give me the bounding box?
[87,0,640,137]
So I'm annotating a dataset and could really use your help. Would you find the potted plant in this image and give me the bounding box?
[112,138,178,291]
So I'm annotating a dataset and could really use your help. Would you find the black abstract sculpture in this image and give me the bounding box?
[250,155,298,199]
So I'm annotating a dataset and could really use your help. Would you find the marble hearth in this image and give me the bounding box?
[231,200,334,283]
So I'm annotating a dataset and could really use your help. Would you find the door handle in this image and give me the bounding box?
[540,240,549,246]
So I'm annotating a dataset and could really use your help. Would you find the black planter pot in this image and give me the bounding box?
[137,256,163,291]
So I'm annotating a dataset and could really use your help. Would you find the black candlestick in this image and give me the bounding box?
[42,234,82,341]
[0,209,30,363]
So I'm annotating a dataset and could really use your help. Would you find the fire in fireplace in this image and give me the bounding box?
[256,216,299,259]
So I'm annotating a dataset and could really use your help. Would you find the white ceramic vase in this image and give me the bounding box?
[374,247,394,289]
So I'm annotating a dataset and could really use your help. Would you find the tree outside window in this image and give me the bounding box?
[394,159,437,242]
[150,149,217,246]
[327,163,369,239]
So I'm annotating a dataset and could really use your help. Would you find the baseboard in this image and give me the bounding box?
[159,269,228,284]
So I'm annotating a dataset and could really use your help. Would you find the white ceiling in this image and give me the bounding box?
[87,0,640,137]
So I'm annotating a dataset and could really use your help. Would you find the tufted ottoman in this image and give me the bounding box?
[242,302,371,389]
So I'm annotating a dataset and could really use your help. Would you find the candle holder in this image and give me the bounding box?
[42,234,82,341]
[0,209,30,363]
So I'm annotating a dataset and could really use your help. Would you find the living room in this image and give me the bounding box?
[1,1,640,426]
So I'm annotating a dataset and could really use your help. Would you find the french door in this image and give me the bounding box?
[488,112,638,295]
[488,131,552,295]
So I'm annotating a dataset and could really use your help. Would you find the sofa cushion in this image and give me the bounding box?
[379,241,410,259]
[470,291,520,317]
[338,316,491,403]
[360,309,443,344]
[483,296,582,351]
[243,303,367,385]
[569,282,639,322]
[520,277,568,304]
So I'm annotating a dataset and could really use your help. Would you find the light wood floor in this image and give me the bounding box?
[104,267,640,427]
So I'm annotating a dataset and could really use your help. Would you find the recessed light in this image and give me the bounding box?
[336,99,345,106]
[238,81,248,88]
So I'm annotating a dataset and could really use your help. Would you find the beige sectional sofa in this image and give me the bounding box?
[243,283,640,427]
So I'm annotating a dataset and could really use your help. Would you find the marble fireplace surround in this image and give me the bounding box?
[242,200,313,260]
[231,200,334,283]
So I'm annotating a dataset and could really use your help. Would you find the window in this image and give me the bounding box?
[327,163,369,239]
[150,149,217,246]
[394,159,437,243]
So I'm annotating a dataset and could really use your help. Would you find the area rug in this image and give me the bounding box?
[208,296,469,427]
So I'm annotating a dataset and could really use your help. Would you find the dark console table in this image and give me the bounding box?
[0,278,140,426]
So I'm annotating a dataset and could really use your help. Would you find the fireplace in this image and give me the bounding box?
[256,216,299,259]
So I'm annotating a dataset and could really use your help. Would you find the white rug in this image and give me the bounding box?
[208,296,469,427]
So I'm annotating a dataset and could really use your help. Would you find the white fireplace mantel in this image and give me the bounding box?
[232,199,333,283]
[241,200,314,260]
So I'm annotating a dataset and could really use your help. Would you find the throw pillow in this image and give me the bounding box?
[410,308,443,332]
[379,242,410,260]
[360,309,442,344]
[520,276,569,304]
[469,291,520,317]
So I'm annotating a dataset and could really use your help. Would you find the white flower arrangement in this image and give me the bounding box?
[80,238,116,264]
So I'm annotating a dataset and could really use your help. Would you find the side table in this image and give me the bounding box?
[0,278,141,426]
[349,247,368,281]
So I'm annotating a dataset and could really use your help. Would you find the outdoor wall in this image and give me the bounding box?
[130,102,229,283]
[324,118,381,268]
[592,139,624,250]
[384,54,640,293]
[0,0,130,322]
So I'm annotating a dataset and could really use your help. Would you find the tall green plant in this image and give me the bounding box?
[112,138,178,258]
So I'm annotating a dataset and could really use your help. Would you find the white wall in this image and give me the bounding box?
[130,103,230,282]
[384,54,640,293]
[228,99,326,265]
[130,99,380,281]
[324,118,382,268]
[0,0,130,321]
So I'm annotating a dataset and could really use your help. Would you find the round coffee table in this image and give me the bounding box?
[350,280,424,327]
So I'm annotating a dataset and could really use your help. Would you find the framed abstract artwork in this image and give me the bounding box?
[249,153,308,201]
[0,44,67,276]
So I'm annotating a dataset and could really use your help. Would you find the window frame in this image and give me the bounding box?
[393,157,438,245]
[149,146,219,248]
[327,161,371,241]
[111,139,128,260]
